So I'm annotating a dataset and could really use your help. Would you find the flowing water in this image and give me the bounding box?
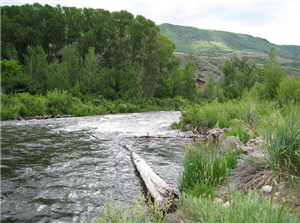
[1,111,187,222]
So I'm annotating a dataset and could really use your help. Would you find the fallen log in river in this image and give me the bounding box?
[123,145,178,211]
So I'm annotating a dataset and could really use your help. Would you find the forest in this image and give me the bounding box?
[1,4,201,120]
[1,4,197,97]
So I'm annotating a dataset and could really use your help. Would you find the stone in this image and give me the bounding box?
[245,136,264,158]
[220,136,246,152]
[163,212,185,223]
[213,198,223,204]
[183,131,199,140]
[262,185,272,193]
[183,124,193,132]
[222,201,230,207]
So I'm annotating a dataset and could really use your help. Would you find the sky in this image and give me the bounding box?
[2,0,300,46]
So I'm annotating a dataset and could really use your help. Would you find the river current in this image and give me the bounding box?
[1,111,187,222]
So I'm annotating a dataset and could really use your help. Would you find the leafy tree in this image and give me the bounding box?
[81,47,100,95]
[63,43,81,88]
[182,61,198,101]
[23,46,48,94]
[1,59,31,94]
[277,76,300,104]
[202,74,216,100]
[220,54,257,99]
[119,62,141,100]
[156,71,174,98]
[47,61,69,91]
[256,48,285,100]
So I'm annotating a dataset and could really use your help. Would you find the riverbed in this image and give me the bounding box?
[1,111,187,222]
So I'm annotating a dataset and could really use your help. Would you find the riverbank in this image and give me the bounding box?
[170,95,300,222]
[1,91,188,121]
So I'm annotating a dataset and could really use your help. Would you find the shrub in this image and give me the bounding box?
[19,104,29,117]
[118,103,128,113]
[218,117,231,128]
[277,76,300,105]
[1,94,20,120]
[47,89,72,115]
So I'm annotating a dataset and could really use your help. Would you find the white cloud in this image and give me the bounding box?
[2,0,300,45]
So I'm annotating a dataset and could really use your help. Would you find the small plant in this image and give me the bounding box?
[218,117,231,128]
[170,121,182,129]
[225,127,250,144]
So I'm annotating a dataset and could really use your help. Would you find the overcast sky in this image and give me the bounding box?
[2,0,300,46]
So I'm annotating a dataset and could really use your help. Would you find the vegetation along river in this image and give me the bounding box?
[1,111,187,222]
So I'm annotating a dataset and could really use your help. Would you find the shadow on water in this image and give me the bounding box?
[1,111,187,222]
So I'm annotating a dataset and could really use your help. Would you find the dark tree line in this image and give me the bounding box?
[1,4,199,100]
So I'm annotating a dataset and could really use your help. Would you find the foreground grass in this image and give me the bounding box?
[91,192,170,223]
[179,190,300,223]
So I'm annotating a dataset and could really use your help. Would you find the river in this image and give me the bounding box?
[1,111,187,222]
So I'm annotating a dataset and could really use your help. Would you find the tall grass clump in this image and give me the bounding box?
[179,190,300,223]
[263,108,300,176]
[98,192,170,223]
[179,143,241,198]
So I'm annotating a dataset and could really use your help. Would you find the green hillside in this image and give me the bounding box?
[160,23,300,79]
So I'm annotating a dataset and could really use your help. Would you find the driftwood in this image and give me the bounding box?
[123,145,179,211]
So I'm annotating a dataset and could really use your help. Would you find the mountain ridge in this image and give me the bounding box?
[159,23,300,79]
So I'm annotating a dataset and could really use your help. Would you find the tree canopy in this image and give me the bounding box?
[1,4,198,100]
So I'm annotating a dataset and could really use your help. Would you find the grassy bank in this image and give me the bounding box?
[1,91,188,121]
[175,93,300,222]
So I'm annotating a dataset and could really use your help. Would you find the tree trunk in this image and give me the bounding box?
[123,145,178,211]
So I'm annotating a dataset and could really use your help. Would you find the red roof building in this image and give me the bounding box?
[196,78,206,89]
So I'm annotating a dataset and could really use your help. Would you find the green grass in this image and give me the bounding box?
[179,143,242,198]
[96,192,171,223]
[225,127,250,144]
[179,190,300,223]
[263,108,300,176]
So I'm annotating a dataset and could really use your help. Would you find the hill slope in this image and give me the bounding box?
[159,23,300,79]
